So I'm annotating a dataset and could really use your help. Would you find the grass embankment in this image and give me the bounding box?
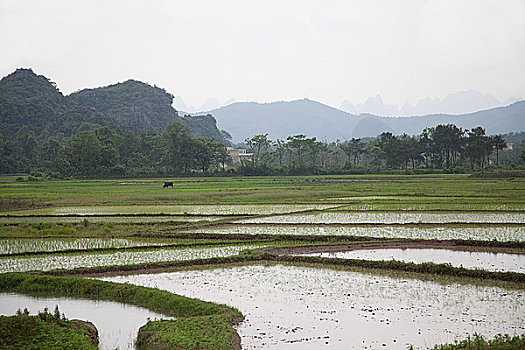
[0,273,243,350]
[0,307,98,350]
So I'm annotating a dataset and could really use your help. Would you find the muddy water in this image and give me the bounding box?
[102,265,525,349]
[298,249,525,273]
[0,292,169,350]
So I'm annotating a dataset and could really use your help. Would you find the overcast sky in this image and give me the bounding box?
[1,0,524,109]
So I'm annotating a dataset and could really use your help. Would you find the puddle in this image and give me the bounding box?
[0,245,263,272]
[239,212,525,224]
[0,292,168,350]
[193,225,525,242]
[297,248,525,273]
[102,265,525,349]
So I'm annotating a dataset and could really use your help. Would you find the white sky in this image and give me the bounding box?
[1,0,524,108]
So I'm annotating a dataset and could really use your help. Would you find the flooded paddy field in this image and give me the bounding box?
[190,224,525,242]
[327,198,525,211]
[0,292,168,350]
[239,211,525,224]
[0,244,264,272]
[0,215,219,224]
[2,203,338,216]
[0,237,173,254]
[1,175,524,348]
[102,264,525,349]
[296,248,525,273]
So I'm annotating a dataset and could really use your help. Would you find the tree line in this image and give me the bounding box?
[1,122,523,178]
[0,122,231,178]
[241,125,524,175]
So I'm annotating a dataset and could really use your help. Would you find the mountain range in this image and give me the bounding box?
[206,98,525,143]
[1,68,523,146]
[340,91,519,117]
[0,68,225,143]
[175,90,519,117]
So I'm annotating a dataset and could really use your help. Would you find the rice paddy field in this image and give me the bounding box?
[0,174,524,349]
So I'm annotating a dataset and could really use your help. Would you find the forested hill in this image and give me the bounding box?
[0,68,225,142]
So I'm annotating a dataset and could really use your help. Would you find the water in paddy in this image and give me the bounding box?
[0,238,168,254]
[298,248,525,273]
[193,225,525,242]
[0,216,217,224]
[0,245,262,273]
[239,212,525,224]
[0,292,168,350]
[5,204,337,216]
[102,265,525,349]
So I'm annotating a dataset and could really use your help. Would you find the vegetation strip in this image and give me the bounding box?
[0,273,243,350]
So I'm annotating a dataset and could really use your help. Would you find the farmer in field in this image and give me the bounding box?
[163,181,174,188]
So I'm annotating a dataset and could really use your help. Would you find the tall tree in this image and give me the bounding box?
[245,134,271,165]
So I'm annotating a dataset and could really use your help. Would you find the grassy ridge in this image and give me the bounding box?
[0,308,98,350]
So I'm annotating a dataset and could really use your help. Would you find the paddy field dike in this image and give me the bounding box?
[0,174,524,349]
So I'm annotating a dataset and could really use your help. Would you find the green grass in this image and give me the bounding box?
[1,175,523,208]
[0,307,98,350]
[137,315,240,350]
[427,333,525,349]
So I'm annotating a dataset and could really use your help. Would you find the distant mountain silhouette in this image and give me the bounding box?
[340,90,517,116]
[207,98,525,142]
[207,99,362,142]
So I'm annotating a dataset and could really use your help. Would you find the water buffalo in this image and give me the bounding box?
[163,181,174,188]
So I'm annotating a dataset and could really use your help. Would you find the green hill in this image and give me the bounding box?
[0,68,225,142]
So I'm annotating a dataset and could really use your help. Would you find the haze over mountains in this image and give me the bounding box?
[340,90,519,117]
[177,90,519,117]
[173,96,237,114]
[207,99,525,143]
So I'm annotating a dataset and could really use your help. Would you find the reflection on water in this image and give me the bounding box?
[102,265,525,349]
[0,293,169,350]
[298,248,525,273]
